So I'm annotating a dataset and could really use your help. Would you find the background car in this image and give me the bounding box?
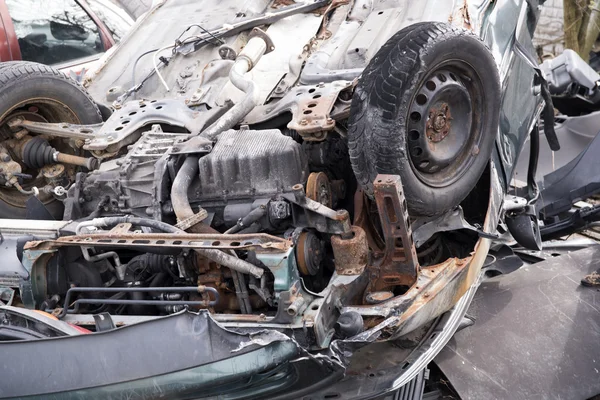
[0,0,132,81]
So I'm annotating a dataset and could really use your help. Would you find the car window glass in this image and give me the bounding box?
[6,0,103,65]
[86,0,133,42]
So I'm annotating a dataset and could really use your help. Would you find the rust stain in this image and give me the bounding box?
[426,103,452,143]
[385,255,472,332]
[306,172,332,208]
[450,0,473,31]
[353,190,385,251]
[288,81,353,139]
[331,226,368,275]
[30,232,292,253]
[314,0,350,15]
[368,175,419,290]
[271,0,297,8]
[458,0,473,31]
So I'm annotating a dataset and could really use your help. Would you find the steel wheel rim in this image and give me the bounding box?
[406,61,485,188]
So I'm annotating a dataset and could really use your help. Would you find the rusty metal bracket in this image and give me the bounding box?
[243,80,354,140]
[282,183,352,235]
[372,174,419,289]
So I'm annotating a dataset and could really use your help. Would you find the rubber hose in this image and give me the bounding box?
[78,216,184,234]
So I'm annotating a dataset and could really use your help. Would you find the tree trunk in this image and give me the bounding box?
[564,0,600,60]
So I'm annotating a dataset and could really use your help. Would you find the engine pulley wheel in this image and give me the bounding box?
[296,231,324,276]
[306,172,332,208]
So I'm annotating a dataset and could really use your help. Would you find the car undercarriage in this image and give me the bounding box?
[0,0,554,397]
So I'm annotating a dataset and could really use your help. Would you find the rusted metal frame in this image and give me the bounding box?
[25,232,292,253]
[353,189,385,250]
[342,163,503,340]
[370,174,420,289]
[343,248,486,340]
[344,258,466,318]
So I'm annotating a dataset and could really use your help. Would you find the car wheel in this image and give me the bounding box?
[348,22,501,216]
[0,62,102,219]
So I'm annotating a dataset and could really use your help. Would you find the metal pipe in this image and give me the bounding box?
[201,35,267,141]
[75,215,265,279]
[80,248,124,279]
[231,269,251,314]
[196,248,264,278]
[54,152,99,170]
[287,296,306,316]
[170,156,203,232]
[527,125,540,204]
[55,286,219,319]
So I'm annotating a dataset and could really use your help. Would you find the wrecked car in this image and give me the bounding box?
[0,0,552,398]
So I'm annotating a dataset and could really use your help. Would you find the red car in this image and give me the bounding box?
[0,0,132,80]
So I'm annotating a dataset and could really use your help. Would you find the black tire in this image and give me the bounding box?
[0,61,29,70]
[0,62,102,219]
[348,22,501,216]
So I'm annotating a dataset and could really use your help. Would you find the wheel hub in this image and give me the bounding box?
[426,103,452,143]
[0,100,81,209]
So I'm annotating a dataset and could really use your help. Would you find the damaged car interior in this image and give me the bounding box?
[4,0,600,398]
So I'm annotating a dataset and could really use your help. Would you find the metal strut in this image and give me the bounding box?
[371,174,420,290]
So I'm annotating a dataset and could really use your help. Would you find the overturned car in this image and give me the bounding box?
[0,0,551,398]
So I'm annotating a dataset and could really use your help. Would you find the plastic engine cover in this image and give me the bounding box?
[196,129,308,201]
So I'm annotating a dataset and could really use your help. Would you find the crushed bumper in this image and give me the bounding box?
[0,311,330,399]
